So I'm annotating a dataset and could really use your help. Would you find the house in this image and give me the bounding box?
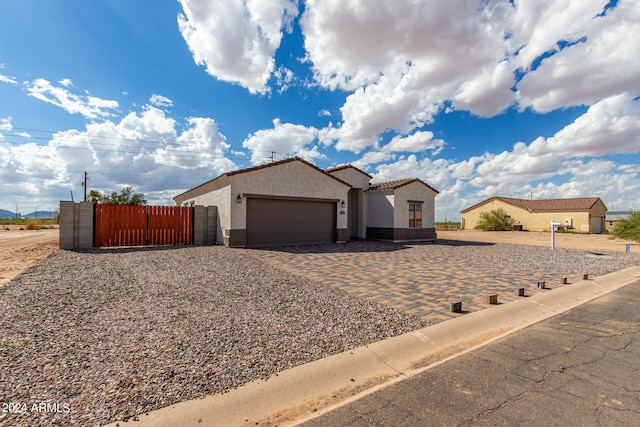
[605,211,632,232]
[460,196,607,233]
[173,157,439,246]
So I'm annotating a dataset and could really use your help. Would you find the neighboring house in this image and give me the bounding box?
[460,196,607,233]
[173,157,439,246]
[605,211,632,232]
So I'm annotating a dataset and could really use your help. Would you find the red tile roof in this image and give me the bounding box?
[461,196,604,213]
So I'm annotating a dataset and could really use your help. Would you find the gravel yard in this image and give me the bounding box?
[0,246,426,427]
[1,241,639,426]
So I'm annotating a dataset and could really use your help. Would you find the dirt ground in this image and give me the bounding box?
[0,228,59,286]
[437,229,639,253]
[0,228,637,286]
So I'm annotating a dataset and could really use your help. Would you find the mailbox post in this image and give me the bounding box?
[551,219,561,251]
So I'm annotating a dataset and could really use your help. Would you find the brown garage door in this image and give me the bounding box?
[246,198,337,246]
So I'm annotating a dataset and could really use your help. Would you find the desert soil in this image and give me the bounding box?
[0,228,59,286]
[437,229,638,253]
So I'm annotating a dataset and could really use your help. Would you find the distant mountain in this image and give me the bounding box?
[0,209,16,218]
[24,211,56,219]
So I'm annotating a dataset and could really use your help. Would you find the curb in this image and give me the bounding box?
[110,266,640,427]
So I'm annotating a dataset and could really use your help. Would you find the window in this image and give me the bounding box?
[409,202,422,228]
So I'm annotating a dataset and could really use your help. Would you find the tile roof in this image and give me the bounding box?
[326,164,373,178]
[174,157,351,201]
[367,178,439,194]
[462,196,603,213]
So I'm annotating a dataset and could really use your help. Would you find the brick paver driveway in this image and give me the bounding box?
[247,239,588,324]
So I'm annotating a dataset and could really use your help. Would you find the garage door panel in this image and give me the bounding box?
[247,198,336,246]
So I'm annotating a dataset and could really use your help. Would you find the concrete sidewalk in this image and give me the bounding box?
[114,266,640,427]
[302,276,640,426]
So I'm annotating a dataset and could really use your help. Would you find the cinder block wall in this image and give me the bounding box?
[59,201,94,249]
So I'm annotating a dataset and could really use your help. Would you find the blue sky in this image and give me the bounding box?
[1,0,639,220]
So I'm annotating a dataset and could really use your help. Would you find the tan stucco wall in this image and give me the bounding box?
[329,168,370,189]
[230,160,350,230]
[393,182,437,229]
[461,199,605,232]
[366,191,394,227]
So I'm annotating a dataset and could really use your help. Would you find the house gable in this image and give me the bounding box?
[327,164,372,189]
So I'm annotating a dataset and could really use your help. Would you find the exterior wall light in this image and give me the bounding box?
[237,194,243,203]
[340,199,346,208]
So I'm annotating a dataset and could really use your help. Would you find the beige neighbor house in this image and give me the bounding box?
[173,157,439,247]
[460,196,608,233]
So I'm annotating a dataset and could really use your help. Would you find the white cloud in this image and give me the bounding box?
[26,78,119,119]
[0,74,18,85]
[516,0,640,112]
[303,0,513,152]
[58,78,73,87]
[149,94,173,108]
[352,130,445,170]
[177,0,298,94]
[368,89,640,219]
[0,106,237,207]
[538,92,640,157]
[274,66,295,93]
[385,131,444,155]
[242,118,319,164]
[0,117,12,132]
[304,0,640,154]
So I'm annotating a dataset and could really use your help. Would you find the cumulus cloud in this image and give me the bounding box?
[0,106,237,207]
[352,130,445,169]
[26,78,119,119]
[367,90,640,219]
[302,0,639,154]
[177,0,298,94]
[242,118,320,164]
[516,0,640,112]
[303,0,512,151]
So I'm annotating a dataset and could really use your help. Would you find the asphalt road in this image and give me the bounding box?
[301,280,640,426]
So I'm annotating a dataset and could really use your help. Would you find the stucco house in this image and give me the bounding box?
[605,211,632,232]
[461,196,607,233]
[173,157,439,246]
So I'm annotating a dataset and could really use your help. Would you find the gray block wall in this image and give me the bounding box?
[59,201,94,250]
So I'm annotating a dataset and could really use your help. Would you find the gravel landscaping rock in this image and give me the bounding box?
[0,246,427,426]
[430,240,640,278]
[1,241,638,426]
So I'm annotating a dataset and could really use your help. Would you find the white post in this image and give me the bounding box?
[551,219,561,251]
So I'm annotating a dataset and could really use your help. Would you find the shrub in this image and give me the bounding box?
[611,212,640,242]
[474,208,515,231]
[25,219,39,230]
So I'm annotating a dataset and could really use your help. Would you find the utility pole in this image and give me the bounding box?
[82,171,89,201]
[270,151,275,163]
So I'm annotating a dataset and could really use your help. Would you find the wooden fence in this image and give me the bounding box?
[94,204,193,247]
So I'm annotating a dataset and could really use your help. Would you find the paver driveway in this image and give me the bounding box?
[247,239,590,323]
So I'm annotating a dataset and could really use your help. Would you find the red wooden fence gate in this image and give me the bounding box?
[94,205,193,247]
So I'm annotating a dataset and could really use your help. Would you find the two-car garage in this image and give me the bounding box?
[246,197,337,246]
[173,157,351,247]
